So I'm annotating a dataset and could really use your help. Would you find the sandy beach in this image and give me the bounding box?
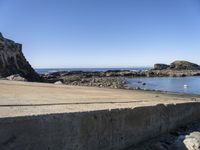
[0,80,199,118]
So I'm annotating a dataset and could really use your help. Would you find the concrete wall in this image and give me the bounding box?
[0,102,200,150]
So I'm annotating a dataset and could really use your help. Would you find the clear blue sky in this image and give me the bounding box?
[0,0,200,68]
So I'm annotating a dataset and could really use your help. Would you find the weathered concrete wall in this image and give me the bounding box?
[0,102,200,150]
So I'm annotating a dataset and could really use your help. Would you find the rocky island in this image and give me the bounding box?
[149,60,200,77]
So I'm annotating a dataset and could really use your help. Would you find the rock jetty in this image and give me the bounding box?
[0,32,41,81]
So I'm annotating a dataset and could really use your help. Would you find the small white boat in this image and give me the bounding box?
[184,85,188,88]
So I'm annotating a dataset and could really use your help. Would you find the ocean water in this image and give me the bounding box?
[35,67,149,74]
[35,68,200,95]
[126,76,200,95]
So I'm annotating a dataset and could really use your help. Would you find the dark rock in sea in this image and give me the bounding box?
[0,32,41,81]
[148,60,200,77]
[154,64,169,70]
[142,83,146,85]
[170,60,200,70]
[153,61,200,71]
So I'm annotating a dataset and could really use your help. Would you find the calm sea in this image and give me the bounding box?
[126,77,200,95]
[35,68,200,95]
[35,68,149,74]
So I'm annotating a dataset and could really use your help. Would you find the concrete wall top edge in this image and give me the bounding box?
[0,101,198,121]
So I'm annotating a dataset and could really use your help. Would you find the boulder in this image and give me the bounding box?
[171,132,200,150]
[170,61,200,70]
[0,32,41,81]
[54,81,63,85]
[6,74,27,81]
[183,132,200,150]
[154,64,169,70]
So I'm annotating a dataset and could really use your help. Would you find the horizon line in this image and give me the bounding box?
[34,66,153,69]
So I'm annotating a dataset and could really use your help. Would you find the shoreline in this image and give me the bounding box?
[39,70,200,96]
[1,78,200,100]
[3,73,200,96]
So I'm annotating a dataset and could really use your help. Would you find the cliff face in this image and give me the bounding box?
[0,33,41,81]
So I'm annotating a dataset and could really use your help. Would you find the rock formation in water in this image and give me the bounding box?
[147,60,200,77]
[153,61,200,70]
[42,60,200,86]
[0,32,41,81]
[170,61,200,70]
[154,64,169,70]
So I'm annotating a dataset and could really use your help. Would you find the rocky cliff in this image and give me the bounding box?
[0,33,41,81]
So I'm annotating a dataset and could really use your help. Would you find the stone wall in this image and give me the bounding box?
[0,102,200,150]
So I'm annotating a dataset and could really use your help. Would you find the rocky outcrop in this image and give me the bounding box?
[6,74,27,81]
[170,61,200,70]
[154,64,169,70]
[153,61,200,70]
[148,61,200,77]
[0,33,41,81]
[43,72,127,89]
[41,60,200,88]
[146,69,200,77]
